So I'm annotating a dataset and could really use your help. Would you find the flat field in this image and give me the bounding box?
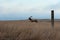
[0,20,60,40]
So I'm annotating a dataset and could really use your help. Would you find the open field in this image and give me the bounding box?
[0,20,60,40]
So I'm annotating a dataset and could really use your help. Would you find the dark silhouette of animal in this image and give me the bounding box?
[28,16,38,23]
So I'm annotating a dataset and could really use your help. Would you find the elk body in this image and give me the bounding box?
[28,16,38,23]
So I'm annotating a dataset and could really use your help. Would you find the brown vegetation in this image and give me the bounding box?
[0,20,60,40]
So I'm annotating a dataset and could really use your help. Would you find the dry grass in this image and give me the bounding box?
[0,20,60,40]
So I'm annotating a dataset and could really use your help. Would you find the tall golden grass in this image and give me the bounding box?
[0,20,60,40]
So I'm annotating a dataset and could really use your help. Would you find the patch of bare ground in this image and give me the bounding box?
[0,20,60,40]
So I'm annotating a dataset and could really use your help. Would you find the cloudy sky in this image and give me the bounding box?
[0,0,60,20]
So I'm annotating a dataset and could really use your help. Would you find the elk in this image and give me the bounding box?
[28,16,38,23]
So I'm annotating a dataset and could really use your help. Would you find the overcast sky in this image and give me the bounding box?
[0,0,60,20]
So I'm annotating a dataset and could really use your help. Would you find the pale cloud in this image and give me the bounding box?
[43,2,60,14]
[0,0,60,14]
